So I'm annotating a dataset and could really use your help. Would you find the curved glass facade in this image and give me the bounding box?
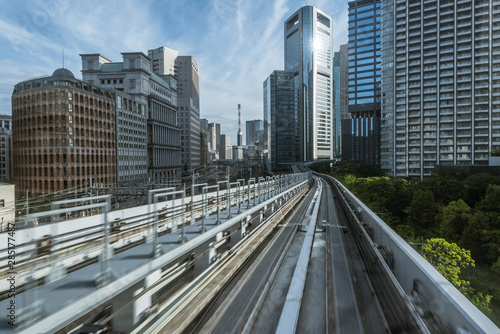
[284,5,333,161]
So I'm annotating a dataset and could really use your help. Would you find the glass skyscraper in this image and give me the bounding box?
[263,71,296,171]
[381,0,500,178]
[246,120,264,147]
[343,0,382,165]
[284,6,334,161]
[333,52,342,157]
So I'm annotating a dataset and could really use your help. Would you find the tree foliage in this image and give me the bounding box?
[423,238,474,292]
[440,199,470,241]
[409,189,439,229]
[492,257,500,274]
[463,173,500,207]
[460,211,491,262]
[478,185,500,228]
[422,238,492,311]
[417,176,467,206]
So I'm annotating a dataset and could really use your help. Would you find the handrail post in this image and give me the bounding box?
[179,185,187,244]
[237,178,245,214]
[201,188,206,232]
[216,185,221,225]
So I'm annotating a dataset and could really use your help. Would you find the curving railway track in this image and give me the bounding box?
[158,166,429,333]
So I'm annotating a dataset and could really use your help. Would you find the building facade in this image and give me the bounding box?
[246,120,264,147]
[200,118,209,166]
[333,53,342,157]
[263,71,296,171]
[339,44,350,122]
[12,68,117,196]
[149,47,201,170]
[220,134,232,160]
[0,115,12,182]
[284,5,334,161]
[208,122,221,153]
[0,183,15,226]
[81,52,181,183]
[112,90,148,184]
[343,0,382,165]
[381,0,500,178]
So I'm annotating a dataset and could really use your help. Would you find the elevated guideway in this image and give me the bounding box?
[0,173,310,333]
[311,168,500,334]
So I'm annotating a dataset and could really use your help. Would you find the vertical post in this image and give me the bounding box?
[227,181,232,219]
[237,179,244,214]
[266,176,271,200]
[152,201,162,257]
[216,186,221,225]
[248,179,252,209]
[253,179,257,207]
[97,196,113,286]
[191,173,194,224]
[200,188,206,232]
[179,185,187,243]
[258,177,261,204]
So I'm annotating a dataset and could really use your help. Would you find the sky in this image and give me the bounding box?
[0,0,348,144]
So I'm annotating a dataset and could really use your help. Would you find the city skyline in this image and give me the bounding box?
[0,0,348,144]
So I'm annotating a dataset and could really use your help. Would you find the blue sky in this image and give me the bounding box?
[0,0,348,143]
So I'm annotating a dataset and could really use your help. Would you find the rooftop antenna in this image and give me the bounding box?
[62,49,65,68]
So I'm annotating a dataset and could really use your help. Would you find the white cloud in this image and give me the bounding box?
[0,0,349,144]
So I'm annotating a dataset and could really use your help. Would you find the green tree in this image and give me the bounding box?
[423,238,492,311]
[460,211,490,262]
[477,185,500,228]
[417,176,466,206]
[492,257,500,274]
[440,199,470,242]
[393,224,415,242]
[463,173,500,207]
[423,238,475,291]
[409,189,439,229]
[341,174,358,195]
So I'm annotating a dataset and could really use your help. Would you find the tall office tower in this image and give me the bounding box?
[381,0,500,178]
[199,118,209,166]
[208,123,216,151]
[337,44,350,157]
[284,5,334,161]
[246,120,264,147]
[12,68,117,196]
[149,47,201,170]
[339,44,350,122]
[81,53,181,183]
[0,115,12,181]
[333,53,342,157]
[220,134,232,160]
[263,71,296,171]
[343,0,381,165]
[208,122,221,153]
[380,0,395,175]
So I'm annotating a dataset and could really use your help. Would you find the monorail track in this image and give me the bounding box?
[168,166,429,333]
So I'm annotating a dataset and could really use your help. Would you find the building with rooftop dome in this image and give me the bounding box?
[11,68,117,196]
